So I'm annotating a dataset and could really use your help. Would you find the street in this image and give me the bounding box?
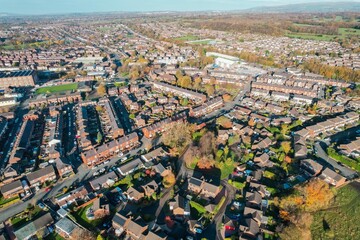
[0,138,145,222]
[315,141,358,179]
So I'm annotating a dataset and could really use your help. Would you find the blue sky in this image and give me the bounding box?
[0,0,358,15]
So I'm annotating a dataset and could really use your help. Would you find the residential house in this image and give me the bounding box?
[92,198,110,219]
[320,168,346,187]
[188,176,220,199]
[245,191,262,209]
[252,137,272,150]
[253,153,273,168]
[112,212,148,239]
[55,186,89,208]
[300,159,323,176]
[126,187,144,202]
[27,165,56,187]
[55,217,79,239]
[169,195,190,218]
[89,171,119,191]
[0,180,24,199]
[141,180,158,197]
[54,158,74,178]
[14,213,54,240]
[117,158,144,176]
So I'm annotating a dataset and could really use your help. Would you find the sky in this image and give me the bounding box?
[0,0,358,15]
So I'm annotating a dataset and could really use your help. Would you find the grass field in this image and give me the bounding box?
[287,26,360,41]
[0,41,50,50]
[286,33,336,41]
[189,39,214,45]
[173,35,199,41]
[311,182,360,240]
[36,83,78,94]
[338,27,360,36]
[71,204,103,230]
[327,147,360,172]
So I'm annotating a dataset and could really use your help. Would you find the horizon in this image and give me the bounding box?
[1,0,360,15]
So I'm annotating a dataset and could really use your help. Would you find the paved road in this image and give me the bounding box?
[314,141,358,179]
[63,103,81,170]
[0,139,145,222]
[215,181,236,240]
[111,97,133,134]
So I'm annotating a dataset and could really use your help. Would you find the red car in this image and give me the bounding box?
[225,225,235,231]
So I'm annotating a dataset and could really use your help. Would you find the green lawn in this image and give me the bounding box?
[11,206,44,229]
[36,83,78,94]
[228,180,246,190]
[286,33,336,41]
[217,160,235,180]
[173,35,199,41]
[70,204,103,230]
[286,26,360,41]
[0,196,19,206]
[311,182,360,239]
[190,201,206,214]
[338,27,360,36]
[0,41,50,50]
[327,147,360,172]
[44,232,65,240]
[190,40,213,45]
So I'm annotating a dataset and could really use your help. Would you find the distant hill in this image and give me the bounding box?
[0,13,20,17]
[246,2,360,13]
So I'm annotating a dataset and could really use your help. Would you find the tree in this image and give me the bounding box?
[193,77,202,90]
[248,118,256,127]
[130,66,140,80]
[222,94,232,102]
[183,146,197,168]
[97,84,107,96]
[163,172,176,188]
[95,105,104,112]
[216,116,232,129]
[179,75,192,88]
[180,98,189,106]
[281,141,292,155]
[199,131,216,157]
[97,235,105,240]
[197,156,216,169]
[205,84,215,96]
[162,122,192,155]
[96,132,103,144]
[281,124,290,136]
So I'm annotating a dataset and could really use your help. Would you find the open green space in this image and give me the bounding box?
[44,232,65,240]
[327,147,360,172]
[0,41,50,50]
[190,201,206,214]
[311,182,360,239]
[70,204,103,230]
[0,196,19,206]
[286,33,336,41]
[36,83,78,94]
[189,39,214,45]
[287,26,360,41]
[338,27,360,36]
[173,35,199,41]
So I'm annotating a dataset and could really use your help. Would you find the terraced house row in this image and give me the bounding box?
[295,112,359,139]
[81,132,139,167]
